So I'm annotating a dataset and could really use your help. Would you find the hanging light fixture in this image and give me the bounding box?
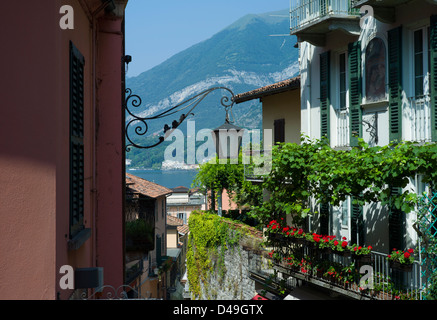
[212,110,244,162]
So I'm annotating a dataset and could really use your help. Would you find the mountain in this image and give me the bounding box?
[126,9,299,169]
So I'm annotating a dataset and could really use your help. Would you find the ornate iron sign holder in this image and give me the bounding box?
[124,86,237,152]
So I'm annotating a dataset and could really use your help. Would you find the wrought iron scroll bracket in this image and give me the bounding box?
[362,112,378,145]
[124,86,236,151]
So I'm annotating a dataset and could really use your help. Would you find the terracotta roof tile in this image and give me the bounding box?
[167,215,184,226]
[177,224,190,235]
[167,215,189,235]
[234,75,300,104]
[126,173,172,199]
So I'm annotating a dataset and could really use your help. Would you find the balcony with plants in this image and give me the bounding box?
[247,136,437,300]
[351,0,411,24]
[264,219,420,300]
[290,0,361,46]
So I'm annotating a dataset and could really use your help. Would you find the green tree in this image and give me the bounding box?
[192,153,263,214]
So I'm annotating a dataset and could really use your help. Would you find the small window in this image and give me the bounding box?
[274,119,285,144]
[365,38,386,102]
[339,53,347,111]
[415,29,424,97]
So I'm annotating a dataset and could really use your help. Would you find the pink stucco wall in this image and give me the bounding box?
[95,15,125,290]
[0,0,126,299]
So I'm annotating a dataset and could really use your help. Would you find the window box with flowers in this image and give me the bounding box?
[387,248,415,272]
[332,238,351,257]
[351,245,373,264]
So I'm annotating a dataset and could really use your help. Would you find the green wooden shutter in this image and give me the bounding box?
[348,41,362,147]
[351,197,364,246]
[320,51,331,142]
[320,202,329,235]
[389,187,405,251]
[430,15,437,142]
[388,26,403,144]
[70,41,85,238]
[156,235,162,266]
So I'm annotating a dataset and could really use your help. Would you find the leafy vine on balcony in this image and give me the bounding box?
[251,136,437,224]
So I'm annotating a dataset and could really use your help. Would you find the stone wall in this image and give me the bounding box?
[195,239,263,300]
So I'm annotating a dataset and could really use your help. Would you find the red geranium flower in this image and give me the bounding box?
[341,241,348,248]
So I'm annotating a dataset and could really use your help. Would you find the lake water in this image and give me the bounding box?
[127,169,199,189]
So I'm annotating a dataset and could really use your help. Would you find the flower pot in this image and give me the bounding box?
[354,254,372,264]
[296,238,306,245]
[336,250,351,257]
[390,261,413,272]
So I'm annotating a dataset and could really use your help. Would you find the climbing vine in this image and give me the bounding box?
[252,136,437,224]
[186,210,261,299]
[192,153,263,211]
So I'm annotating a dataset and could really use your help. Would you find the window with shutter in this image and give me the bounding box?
[388,26,403,143]
[411,27,432,142]
[351,197,364,246]
[320,51,331,141]
[274,118,285,144]
[430,15,437,142]
[389,187,405,251]
[320,202,329,236]
[348,41,362,147]
[70,42,85,239]
[337,52,350,147]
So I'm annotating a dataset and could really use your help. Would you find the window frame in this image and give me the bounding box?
[412,26,431,98]
[364,36,388,104]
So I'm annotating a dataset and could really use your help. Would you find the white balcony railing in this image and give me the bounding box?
[290,0,360,32]
[256,239,423,300]
[410,95,432,143]
[336,109,350,147]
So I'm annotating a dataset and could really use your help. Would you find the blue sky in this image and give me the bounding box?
[125,0,291,77]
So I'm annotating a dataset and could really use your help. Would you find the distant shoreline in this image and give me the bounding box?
[127,167,199,172]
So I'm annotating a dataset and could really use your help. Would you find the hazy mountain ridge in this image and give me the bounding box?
[126,9,299,169]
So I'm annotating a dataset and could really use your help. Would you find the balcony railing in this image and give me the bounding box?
[290,0,360,33]
[125,259,144,285]
[410,95,432,143]
[336,109,350,148]
[257,235,423,300]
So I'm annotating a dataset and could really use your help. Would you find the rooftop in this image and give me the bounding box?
[167,215,190,235]
[233,76,300,104]
[126,173,172,199]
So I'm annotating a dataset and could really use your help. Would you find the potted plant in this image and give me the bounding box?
[387,248,415,272]
[332,237,351,257]
[294,228,307,245]
[125,218,154,253]
[351,245,373,263]
[318,235,336,254]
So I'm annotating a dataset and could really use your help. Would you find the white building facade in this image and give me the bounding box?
[295,0,437,253]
